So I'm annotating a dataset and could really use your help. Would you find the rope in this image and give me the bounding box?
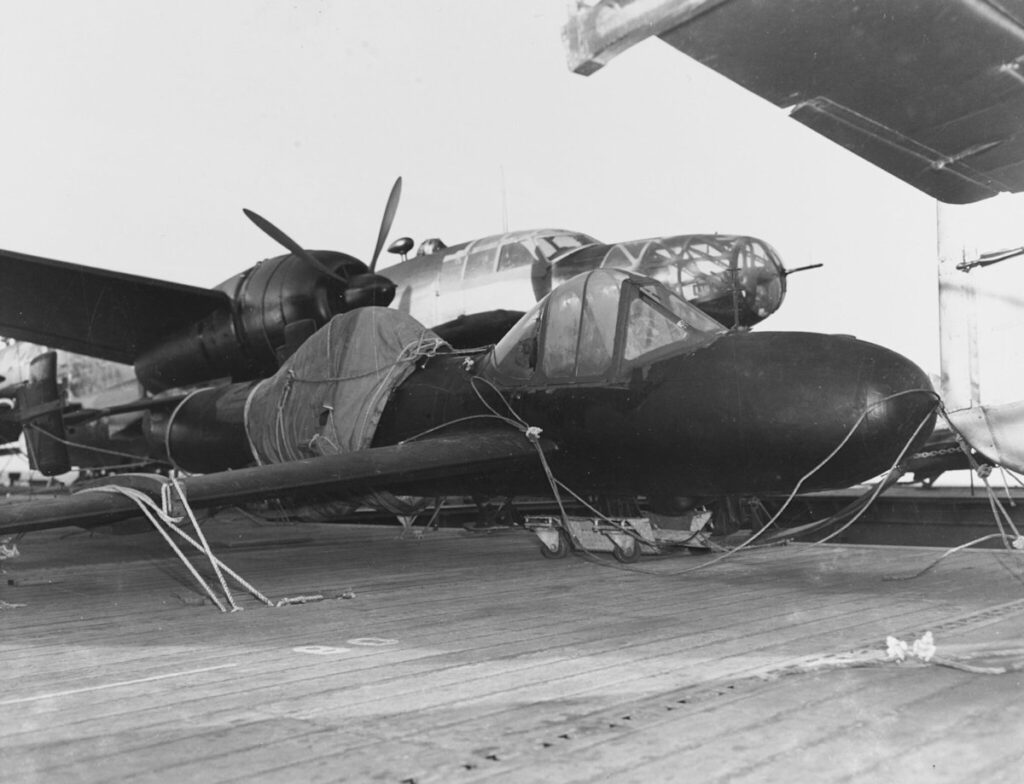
[880,404,1024,581]
[883,631,1020,675]
[75,477,274,611]
[257,333,450,465]
[24,424,171,465]
[809,400,940,546]
[80,484,228,612]
[455,376,941,575]
[575,390,941,576]
[883,533,1017,581]
[458,376,940,574]
[167,476,238,611]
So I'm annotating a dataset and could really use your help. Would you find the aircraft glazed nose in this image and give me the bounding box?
[634,332,937,494]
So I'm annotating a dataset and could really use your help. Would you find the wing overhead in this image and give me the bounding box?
[565,0,1024,204]
[0,429,556,535]
[0,248,230,363]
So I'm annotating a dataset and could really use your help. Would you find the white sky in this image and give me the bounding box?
[0,1,952,371]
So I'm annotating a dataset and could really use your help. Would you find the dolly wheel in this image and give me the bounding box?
[540,533,569,559]
[613,541,640,563]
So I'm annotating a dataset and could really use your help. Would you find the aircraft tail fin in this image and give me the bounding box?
[16,351,70,476]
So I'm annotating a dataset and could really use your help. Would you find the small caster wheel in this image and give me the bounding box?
[612,540,640,563]
[540,532,569,559]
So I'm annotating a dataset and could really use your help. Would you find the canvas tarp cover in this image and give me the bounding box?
[245,307,443,464]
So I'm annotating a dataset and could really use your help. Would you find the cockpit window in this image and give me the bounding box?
[491,300,542,379]
[575,272,619,376]
[463,238,500,279]
[489,269,725,385]
[540,269,629,380]
[535,233,594,261]
[624,282,724,361]
[497,241,534,271]
[542,274,586,377]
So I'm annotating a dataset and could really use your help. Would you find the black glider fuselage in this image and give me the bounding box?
[371,334,935,499]
[371,270,936,499]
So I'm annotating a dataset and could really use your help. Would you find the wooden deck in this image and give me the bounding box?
[3,513,1024,783]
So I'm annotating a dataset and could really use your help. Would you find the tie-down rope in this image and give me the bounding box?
[76,476,273,612]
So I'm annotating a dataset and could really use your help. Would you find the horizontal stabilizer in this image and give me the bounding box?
[0,248,230,363]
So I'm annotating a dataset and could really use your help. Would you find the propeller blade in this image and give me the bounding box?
[243,208,349,283]
[369,177,403,273]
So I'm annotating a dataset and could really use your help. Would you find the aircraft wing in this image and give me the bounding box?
[0,248,230,363]
[565,0,1024,204]
[0,430,555,536]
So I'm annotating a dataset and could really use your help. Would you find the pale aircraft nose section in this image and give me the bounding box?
[635,332,937,494]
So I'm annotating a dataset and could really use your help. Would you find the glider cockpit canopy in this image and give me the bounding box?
[484,269,725,386]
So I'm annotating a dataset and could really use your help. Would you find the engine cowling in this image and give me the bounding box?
[135,251,366,392]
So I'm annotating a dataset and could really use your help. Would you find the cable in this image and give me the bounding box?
[74,476,274,611]
[460,375,941,575]
[24,423,171,466]
[809,400,940,546]
[878,404,1024,581]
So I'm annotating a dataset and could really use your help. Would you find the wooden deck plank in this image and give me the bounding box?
[0,568,801,715]
[210,669,956,784]
[0,560,942,741]
[3,518,1024,782]
[2,585,891,765]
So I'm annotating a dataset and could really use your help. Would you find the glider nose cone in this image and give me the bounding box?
[639,332,936,493]
[756,332,937,487]
[854,339,937,455]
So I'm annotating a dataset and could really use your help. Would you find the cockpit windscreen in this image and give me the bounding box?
[489,269,725,384]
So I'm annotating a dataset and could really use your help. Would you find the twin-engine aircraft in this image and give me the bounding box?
[0,180,817,478]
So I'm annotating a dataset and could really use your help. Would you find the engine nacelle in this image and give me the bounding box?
[135,251,365,392]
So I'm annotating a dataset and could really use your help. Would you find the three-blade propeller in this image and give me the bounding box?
[243,177,402,309]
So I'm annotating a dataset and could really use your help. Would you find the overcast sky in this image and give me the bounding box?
[0,1,971,372]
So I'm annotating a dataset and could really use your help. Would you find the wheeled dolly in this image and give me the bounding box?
[527,512,713,562]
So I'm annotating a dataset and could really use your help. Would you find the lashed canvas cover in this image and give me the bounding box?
[245,307,444,465]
